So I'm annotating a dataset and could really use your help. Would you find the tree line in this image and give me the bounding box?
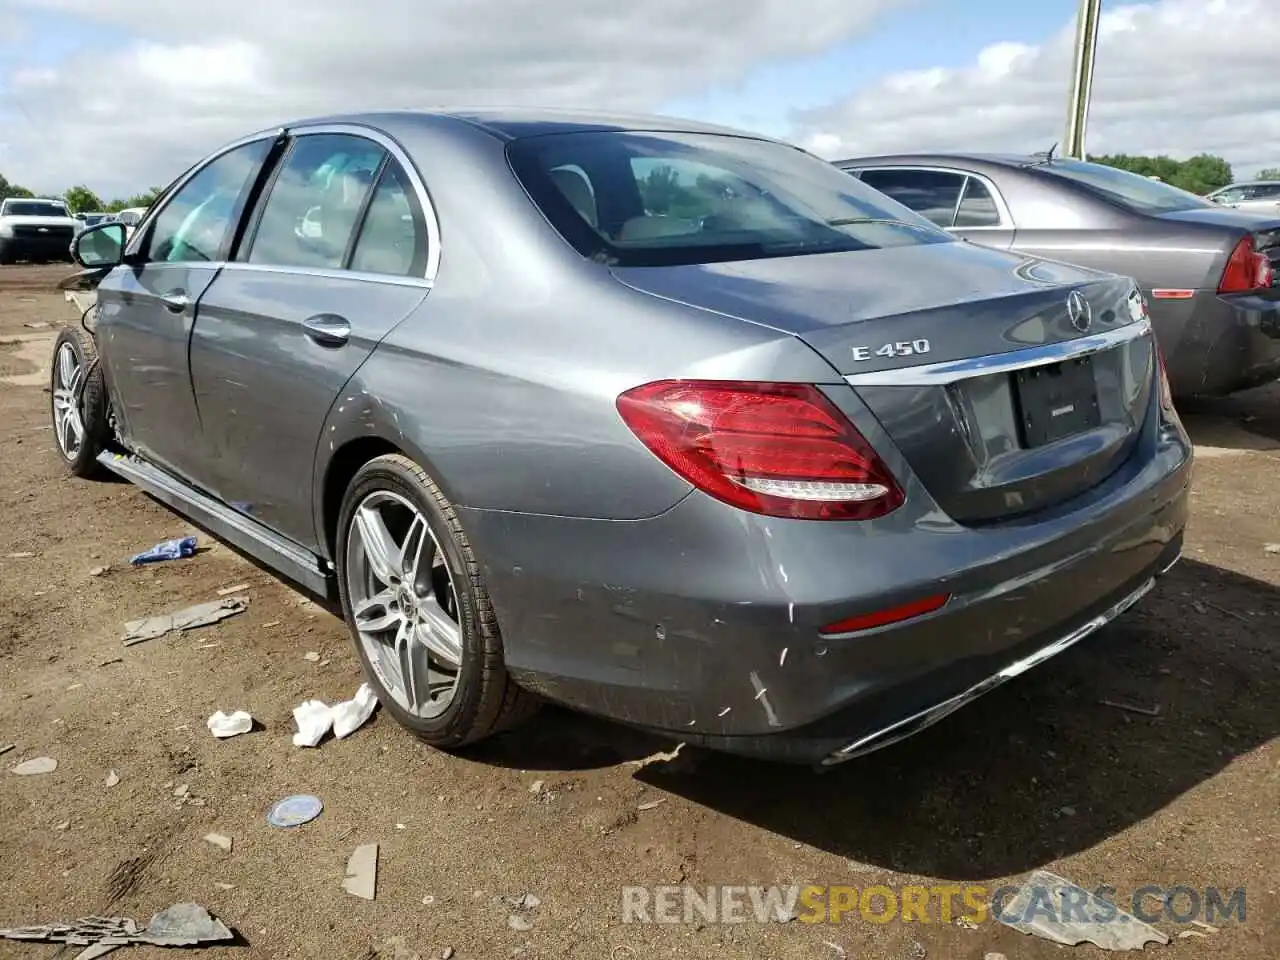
[0,173,161,213]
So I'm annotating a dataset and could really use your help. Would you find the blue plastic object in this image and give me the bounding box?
[267,794,323,828]
[129,535,197,566]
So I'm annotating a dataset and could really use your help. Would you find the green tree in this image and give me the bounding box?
[104,186,162,212]
[1257,167,1280,181]
[63,184,105,214]
[0,172,35,201]
[1088,153,1232,195]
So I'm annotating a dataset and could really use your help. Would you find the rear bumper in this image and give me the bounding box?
[458,398,1192,762]
[1153,289,1280,397]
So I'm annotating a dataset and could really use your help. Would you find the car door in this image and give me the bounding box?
[188,129,433,548]
[94,136,277,483]
[856,166,1016,250]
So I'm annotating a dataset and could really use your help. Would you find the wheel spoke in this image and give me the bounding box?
[352,586,401,633]
[355,504,401,586]
[401,513,429,586]
[395,619,431,714]
[57,345,76,389]
[415,595,462,668]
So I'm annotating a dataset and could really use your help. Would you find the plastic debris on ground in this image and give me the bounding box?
[122,597,248,646]
[206,710,253,739]
[996,869,1170,950]
[267,794,323,828]
[342,843,379,900]
[104,770,120,788]
[9,756,57,775]
[290,683,379,747]
[203,833,232,853]
[129,536,198,566]
[0,743,14,757]
[0,902,233,953]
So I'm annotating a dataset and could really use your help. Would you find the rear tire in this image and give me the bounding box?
[335,453,538,749]
[50,326,109,477]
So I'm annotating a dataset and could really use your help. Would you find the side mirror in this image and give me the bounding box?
[71,221,127,269]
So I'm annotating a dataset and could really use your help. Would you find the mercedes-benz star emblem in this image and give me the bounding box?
[1066,290,1091,333]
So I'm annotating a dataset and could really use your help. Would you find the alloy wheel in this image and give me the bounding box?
[52,342,85,462]
[345,489,462,718]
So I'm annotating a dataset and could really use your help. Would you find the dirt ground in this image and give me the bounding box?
[0,262,1276,960]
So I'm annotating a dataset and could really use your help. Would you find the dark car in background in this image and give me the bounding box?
[837,154,1280,398]
[55,110,1190,766]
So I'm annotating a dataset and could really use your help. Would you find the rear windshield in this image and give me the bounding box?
[3,201,69,217]
[1038,159,1214,214]
[506,131,952,267]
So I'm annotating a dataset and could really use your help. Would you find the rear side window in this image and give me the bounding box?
[348,160,429,277]
[246,133,386,269]
[507,131,951,268]
[144,138,273,263]
[954,177,1002,227]
[858,169,965,227]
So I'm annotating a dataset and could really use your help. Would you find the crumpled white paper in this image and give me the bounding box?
[206,710,253,739]
[291,683,378,748]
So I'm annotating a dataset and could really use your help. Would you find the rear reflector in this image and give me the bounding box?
[1151,289,1194,300]
[616,380,905,521]
[1218,235,1275,294]
[820,593,949,635]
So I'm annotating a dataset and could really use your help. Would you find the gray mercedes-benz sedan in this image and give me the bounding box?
[56,109,1191,766]
[838,154,1280,399]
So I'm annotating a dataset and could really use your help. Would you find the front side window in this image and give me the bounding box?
[144,139,273,263]
[348,160,428,277]
[857,169,966,227]
[1255,184,1280,200]
[507,131,951,268]
[1039,159,1214,214]
[247,133,385,269]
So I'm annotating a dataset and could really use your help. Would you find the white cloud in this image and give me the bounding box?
[793,0,1280,178]
[0,0,906,197]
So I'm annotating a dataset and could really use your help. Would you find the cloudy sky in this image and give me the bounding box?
[0,0,1275,200]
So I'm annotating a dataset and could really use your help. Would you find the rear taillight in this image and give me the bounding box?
[616,380,905,521]
[1218,235,1275,294]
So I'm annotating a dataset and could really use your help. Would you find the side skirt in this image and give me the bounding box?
[96,451,337,599]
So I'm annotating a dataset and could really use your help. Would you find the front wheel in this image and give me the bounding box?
[50,326,109,477]
[335,453,538,749]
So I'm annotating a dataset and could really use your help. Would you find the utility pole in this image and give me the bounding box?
[1063,0,1103,159]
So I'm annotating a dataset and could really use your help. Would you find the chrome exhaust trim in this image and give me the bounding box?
[820,575,1157,766]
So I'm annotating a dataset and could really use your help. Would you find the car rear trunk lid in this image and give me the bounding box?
[612,245,1156,524]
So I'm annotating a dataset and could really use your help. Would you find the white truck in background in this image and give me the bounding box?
[0,197,81,264]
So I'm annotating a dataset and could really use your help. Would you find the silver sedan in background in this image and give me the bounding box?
[838,154,1280,398]
[58,110,1191,766]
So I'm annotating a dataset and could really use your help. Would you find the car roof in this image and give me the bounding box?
[835,152,1044,171]
[258,107,777,143]
[1213,179,1280,188]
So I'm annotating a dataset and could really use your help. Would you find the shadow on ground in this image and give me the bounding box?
[1178,379,1280,451]
[484,558,1277,877]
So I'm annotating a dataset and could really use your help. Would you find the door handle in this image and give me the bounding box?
[161,290,190,312]
[302,313,351,346]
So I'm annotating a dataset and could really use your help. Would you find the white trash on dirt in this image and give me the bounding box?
[122,597,248,646]
[342,843,379,900]
[104,770,120,788]
[206,710,253,739]
[203,833,232,853]
[0,902,233,952]
[291,700,332,748]
[996,869,1170,950]
[9,756,57,776]
[290,683,378,747]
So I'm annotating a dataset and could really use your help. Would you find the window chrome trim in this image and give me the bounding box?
[124,129,284,260]
[843,317,1152,387]
[215,260,432,289]
[281,122,442,284]
[844,164,1015,230]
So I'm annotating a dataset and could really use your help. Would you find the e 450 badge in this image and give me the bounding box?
[851,338,931,362]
